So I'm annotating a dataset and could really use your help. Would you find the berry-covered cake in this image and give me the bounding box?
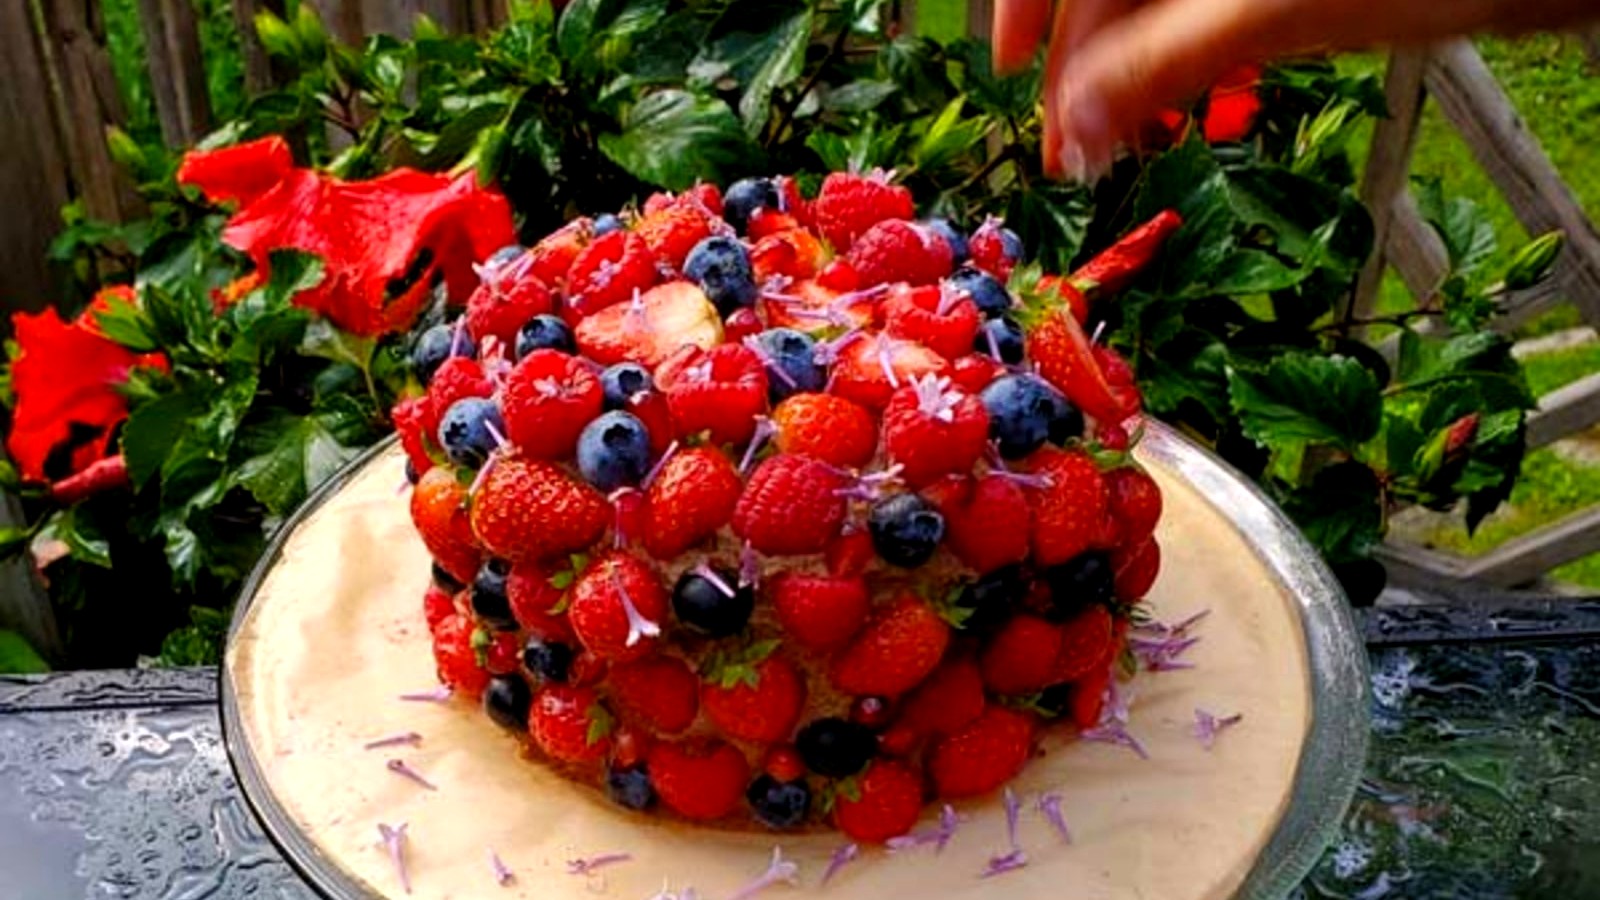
[395,172,1175,841]
[226,170,1319,900]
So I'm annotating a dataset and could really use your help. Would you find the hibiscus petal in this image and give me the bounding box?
[176,136,295,208]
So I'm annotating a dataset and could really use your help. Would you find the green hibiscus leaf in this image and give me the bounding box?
[599,90,756,190]
[91,291,160,353]
[1228,352,1381,451]
[1005,181,1092,275]
[0,629,49,674]
[122,389,209,489]
[912,96,991,174]
[1280,461,1383,564]
[736,9,812,137]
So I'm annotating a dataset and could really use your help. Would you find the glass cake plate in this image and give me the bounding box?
[220,420,1370,900]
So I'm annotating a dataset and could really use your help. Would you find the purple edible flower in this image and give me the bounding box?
[1003,788,1022,851]
[821,843,859,885]
[1192,708,1244,750]
[489,849,514,886]
[1134,608,1210,638]
[647,879,701,900]
[831,464,905,503]
[1037,792,1072,844]
[886,804,963,855]
[739,416,778,474]
[1128,633,1201,672]
[727,847,799,900]
[399,686,452,703]
[912,374,961,423]
[363,732,423,750]
[875,333,901,389]
[980,849,1028,879]
[386,759,438,791]
[812,328,865,367]
[692,561,737,598]
[613,570,661,647]
[567,852,633,876]
[739,541,761,589]
[378,822,411,894]
[1081,680,1149,760]
[642,440,680,490]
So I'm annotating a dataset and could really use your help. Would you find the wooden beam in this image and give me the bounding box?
[1460,504,1600,587]
[1352,50,1429,324]
[967,0,993,41]
[0,0,72,314]
[137,0,212,145]
[1385,191,1450,303]
[1527,371,1600,449]
[1425,39,1600,326]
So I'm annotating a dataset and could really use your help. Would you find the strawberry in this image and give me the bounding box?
[526,218,592,286]
[655,343,768,446]
[567,552,669,662]
[812,171,915,253]
[411,466,482,583]
[723,307,765,345]
[826,530,877,578]
[1020,447,1108,568]
[1106,466,1163,544]
[847,220,953,288]
[634,205,714,271]
[1113,536,1161,601]
[611,487,648,549]
[750,228,827,283]
[423,355,493,438]
[608,655,700,734]
[748,208,803,241]
[775,175,811,227]
[769,572,870,650]
[575,281,724,370]
[642,192,676,216]
[685,182,724,216]
[431,612,492,697]
[817,259,859,292]
[760,279,874,334]
[566,231,658,318]
[1069,667,1113,730]
[980,614,1064,695]
[930,474,1032,574]
[611,724,654,769]
[831,594,951,697]
[392,395,436,476]
[701,643,806,744]
[625,387,676,455]
[643,446,743,558]
[1023,304,1138,424]
[469,456,608,562]
[501,349,604,459]
[770,393,878,469]
[881,284,981,360]
[732,454,849,556]
[529,683,612,764]
[882,375,989,488]
[484,630,522,674]
[928,706,1034,798]
[967,219,1022,282]
[507,558,577,641]
[948,353,1002,395]
[1051,604,1115,682]
[832,760,924,844]
[1037,274,1088,324]
[896,658,986,737]
[648,738,750,820]
[423,585,458,631]
[829,334,951,411]
[467,275,554,347]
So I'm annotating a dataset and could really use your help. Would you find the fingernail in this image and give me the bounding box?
[1057,142,1088,183]
[1066,89,1110,150]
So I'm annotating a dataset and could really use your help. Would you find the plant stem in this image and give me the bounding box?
[768,25,850,148]
[956,142,1017,194]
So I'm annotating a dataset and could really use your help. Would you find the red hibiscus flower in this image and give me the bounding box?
[1145,64,1263,147]
[178,137,516,336]
[7,286,168,483]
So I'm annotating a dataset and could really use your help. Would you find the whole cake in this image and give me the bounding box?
[394,172,1179,845]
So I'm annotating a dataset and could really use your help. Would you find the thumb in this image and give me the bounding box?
[992,0,1054,73]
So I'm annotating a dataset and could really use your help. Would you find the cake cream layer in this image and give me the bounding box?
[227,442,1310,900]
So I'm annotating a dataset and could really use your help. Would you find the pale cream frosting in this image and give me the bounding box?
[227,443,1310,900]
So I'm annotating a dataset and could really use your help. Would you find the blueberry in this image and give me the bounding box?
[576,411,652,491]
[486,244,525,270]
[749,328,825,402]
[747,774,811,829]
[975,316,1025,364]
[600,362,654,410]
[523,636,574,683]
[953,564,1028,632]
[671,566,754,637]
[722,177,779,233]
[1043,551,1115,620]
[405,459,419,485]
[516,314,576,358]
[795,717,876,778]
[437,397,505,468]
[606,765,657,811]
[471,558,518,631]
[946,267,1012,319]
[483,674,532,730]
[926,219,969,264]
[981,373,1083,460]
[868,494,946,569]
[593,213,624,236]
[412,323,476,382]
[431,562,464,593]
[685,236,758,315]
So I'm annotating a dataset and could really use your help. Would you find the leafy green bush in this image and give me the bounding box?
[2,0,1557,670]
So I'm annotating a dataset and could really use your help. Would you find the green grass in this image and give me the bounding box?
[1523,342,1600,397]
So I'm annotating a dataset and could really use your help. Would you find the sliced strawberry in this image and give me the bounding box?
[575,281,724,369]
[829,333,952,412]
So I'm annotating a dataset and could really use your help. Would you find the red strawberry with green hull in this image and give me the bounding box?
[431,612,491,698]
[771,393,878,469]
[411,466,483,584]
[506,559,576,641]
[529,683,612,764]
[567,552,669,662]
[607,655,700,735]
[701,642,806,745]
[831,594,951,697]
[642,446,743,559]
[832,759,925,844]
[649,738,750,820]
[468,456,608,563]
[1020,447,1109,568]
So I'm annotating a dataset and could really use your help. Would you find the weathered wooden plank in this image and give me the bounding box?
[1459,505,1600,588]
[137,0,212,145]
[1425,39,1600,325]
[0,0,73,315]
[967,0,993,41]
[231,0,275,91]
[1384,191,1450,303]
[1527,371,1600,449]
[1352,50,1429,323]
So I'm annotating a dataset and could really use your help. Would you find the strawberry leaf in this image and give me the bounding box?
[586,703,616,746]
[470,626,492,668]
[548,570,575,590]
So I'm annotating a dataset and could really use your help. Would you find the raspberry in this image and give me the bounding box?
[501,349,604,459]
[466,275,554,348]
[423,355,493,439]
[655,344,768,446]
[812,171,915,253]
[847,220,953,288]
[968,218,1023,282]
[770,393,877,469]
[882,284,981,360]
[881,375,989,488]
[732,454,849,556]
[392,395,436,476]
[566,231,658,318]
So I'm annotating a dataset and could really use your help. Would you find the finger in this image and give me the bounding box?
[1040,0,1132,179]
[993,0,1053,73]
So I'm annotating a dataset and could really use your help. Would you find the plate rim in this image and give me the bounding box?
[220,422,1370,900]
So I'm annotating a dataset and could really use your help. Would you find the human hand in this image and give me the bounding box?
[995,0,1598,180]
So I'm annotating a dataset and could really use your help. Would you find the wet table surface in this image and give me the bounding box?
[4,603,1599,900]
